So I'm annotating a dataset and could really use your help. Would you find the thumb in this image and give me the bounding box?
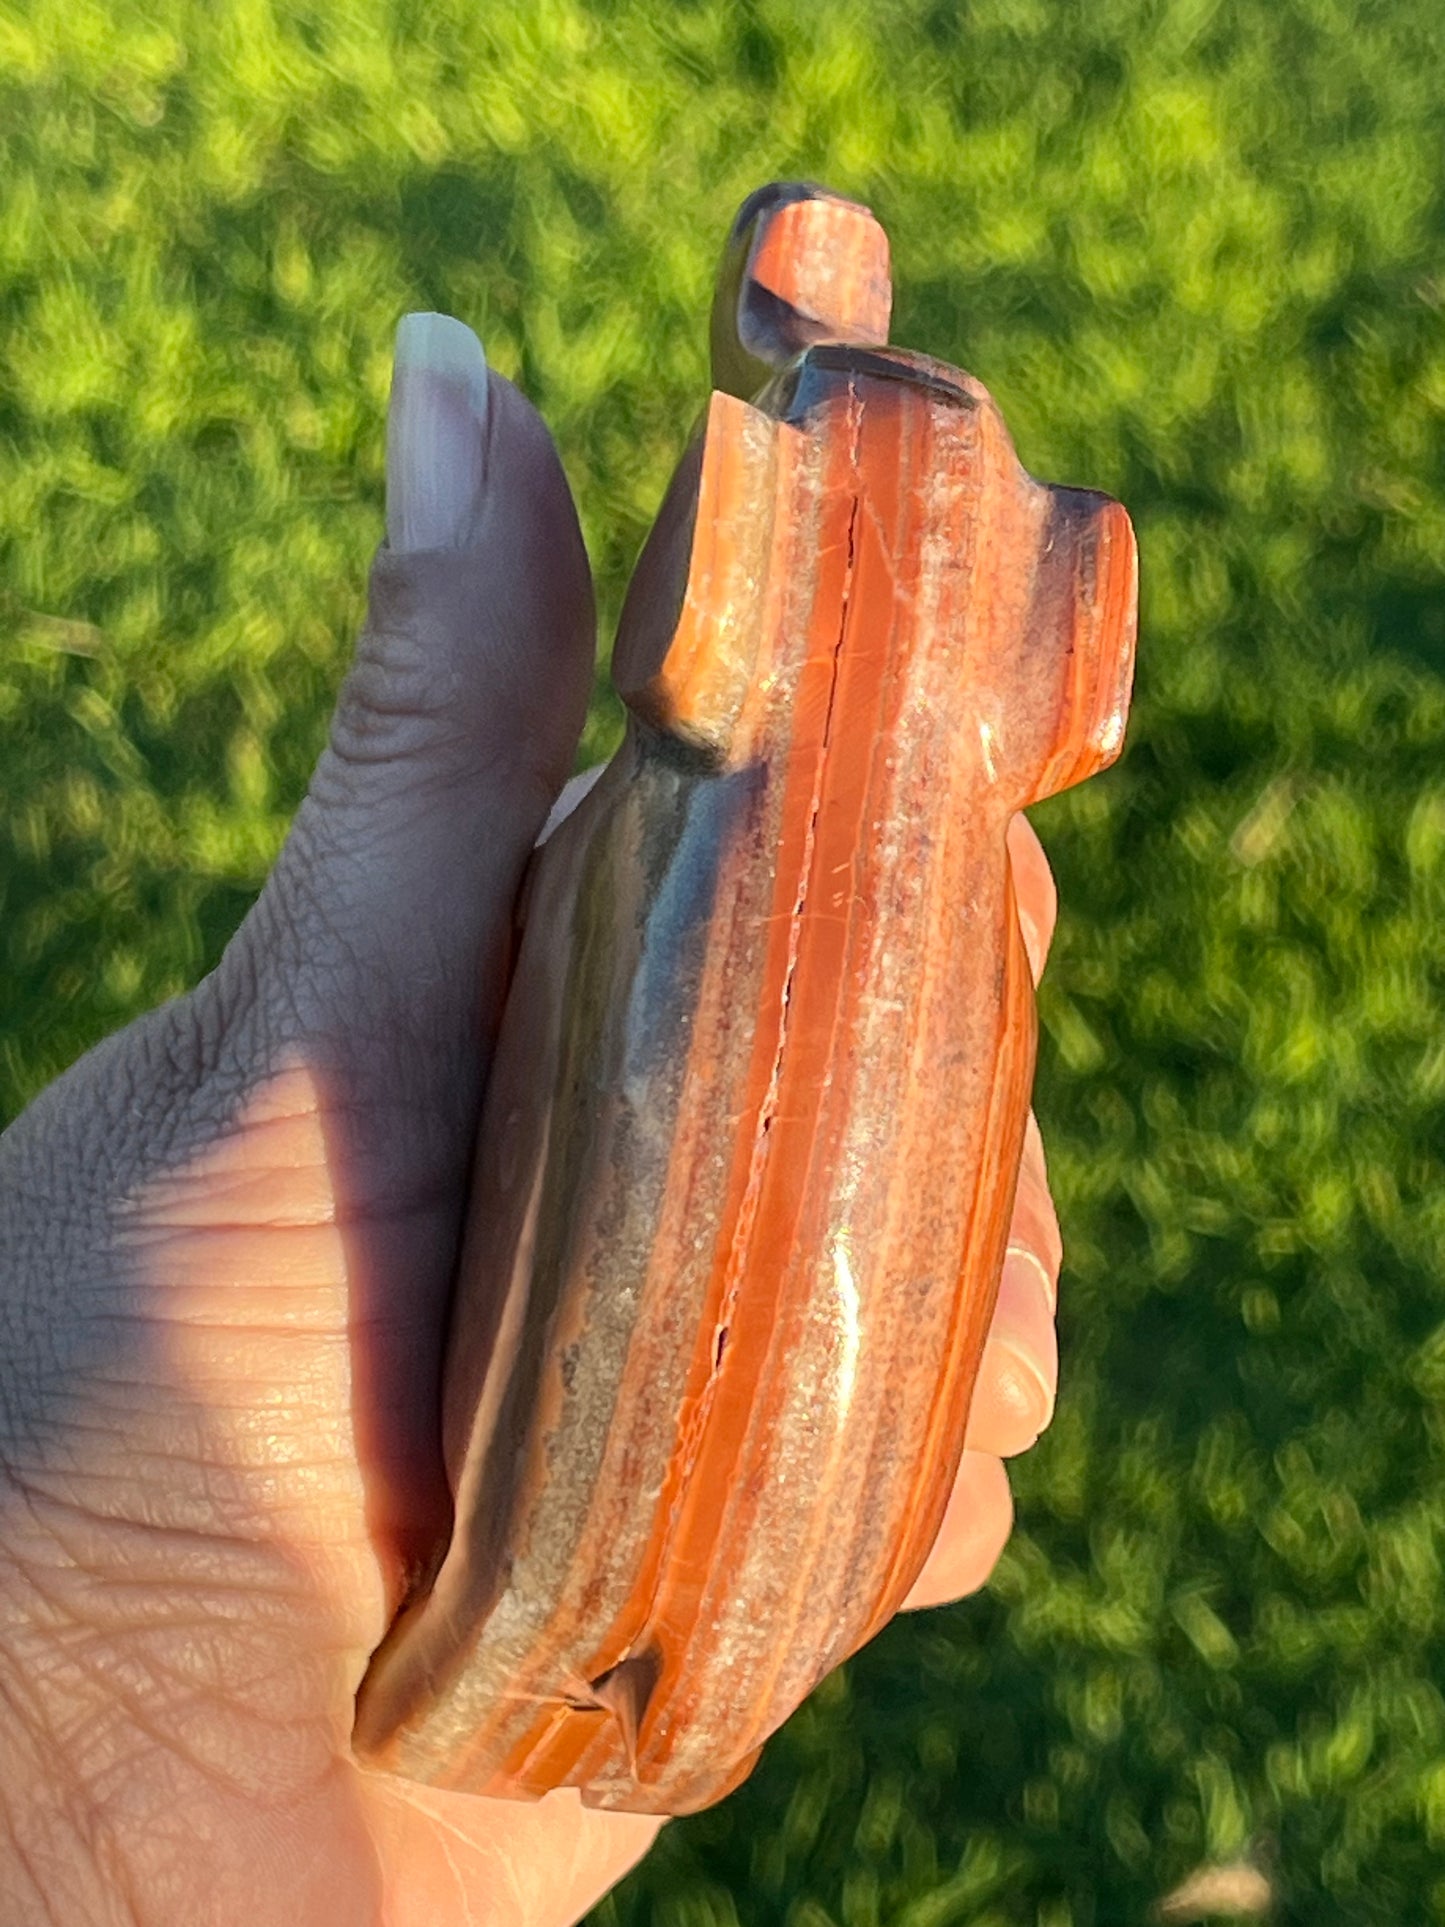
[189,315,595,1567]
[225,314,595,1092]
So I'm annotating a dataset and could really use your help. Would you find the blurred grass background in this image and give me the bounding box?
[2,0,1443,1919]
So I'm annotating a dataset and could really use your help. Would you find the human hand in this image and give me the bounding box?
[0,315,1061,1927]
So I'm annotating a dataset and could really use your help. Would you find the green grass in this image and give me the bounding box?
[3,0,1444,1919]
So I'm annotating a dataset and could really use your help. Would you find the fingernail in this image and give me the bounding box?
[1006,1238,1057,1315]
[996,1249,1059,1433]
[994,1333,1056,1440]
[386,312,490,552]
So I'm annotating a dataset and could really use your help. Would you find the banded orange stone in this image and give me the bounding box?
[353,182,1138,1815]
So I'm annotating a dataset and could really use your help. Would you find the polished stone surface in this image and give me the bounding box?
[355,181,1138,1815]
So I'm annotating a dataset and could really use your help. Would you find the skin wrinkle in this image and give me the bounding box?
[2,1655,158,1920]
[1004,1241,1057,1314]
[25,1605,344,1815]
[3,1481,294,1583]
[0,1793,55,1927]
[89,1743,350,1927]
[8,1528,338,1645]
[34,1451,365,1511]
[2,1795,126,1927]
[5,1532,337,1708]
[88,1819,150,1927]
[198,924,486,1191]
[1,1051,392,1903]
[14,1389,350,1473]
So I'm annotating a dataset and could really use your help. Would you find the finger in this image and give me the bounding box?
[196,315,596,1573]
[1007,812,1057,986]
[964,1250,1057,1455]
[1007,1111,1063,1307]
[230,315,595,1066]
[964,1114,1061,1456]
[899,838,1060,1602]
[899,1452,1013,1611]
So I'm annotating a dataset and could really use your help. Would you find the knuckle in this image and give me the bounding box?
[326,618,469,775]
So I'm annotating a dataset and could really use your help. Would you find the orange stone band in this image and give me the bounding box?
[353,182,1138,1815]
